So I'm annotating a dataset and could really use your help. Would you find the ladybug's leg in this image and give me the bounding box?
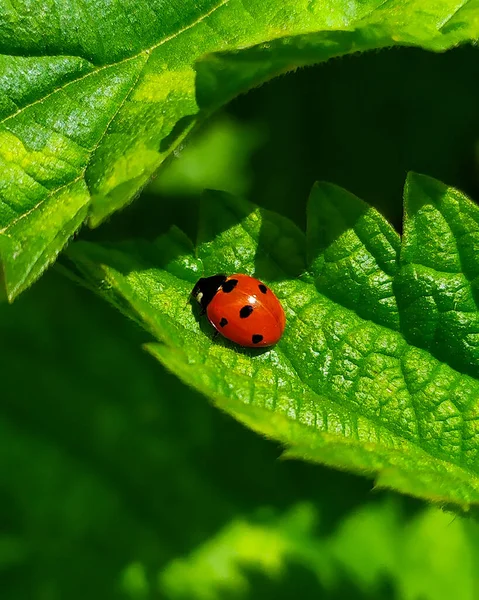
[212,330,220,341]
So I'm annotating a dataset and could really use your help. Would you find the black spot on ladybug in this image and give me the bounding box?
[219,317,228,327]
[252,334,263,344]
[258,284,267,294]
[222,279,238,293]
[239,305,253,319]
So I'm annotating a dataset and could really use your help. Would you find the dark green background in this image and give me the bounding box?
[1,46,478,599]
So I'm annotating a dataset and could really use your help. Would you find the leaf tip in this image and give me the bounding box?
[200,188,238,211]
[404,171,450,212]
[309,180,367,210]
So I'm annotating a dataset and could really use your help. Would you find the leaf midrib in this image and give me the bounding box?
[437,0,472,30]
[0,0,230,128]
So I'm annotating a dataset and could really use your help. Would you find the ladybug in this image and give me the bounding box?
[192,274,286,348]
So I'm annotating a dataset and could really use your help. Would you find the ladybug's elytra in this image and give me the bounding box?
[192,274,286,348]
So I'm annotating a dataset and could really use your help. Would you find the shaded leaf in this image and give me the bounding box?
[397,173,479,377]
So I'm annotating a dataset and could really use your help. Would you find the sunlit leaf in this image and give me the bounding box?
[2,0,479,299]
[67,174,479,510]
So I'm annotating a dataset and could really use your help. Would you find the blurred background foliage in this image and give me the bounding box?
[2,46,479,599]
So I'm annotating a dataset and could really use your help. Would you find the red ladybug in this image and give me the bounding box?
[192,274,286,348]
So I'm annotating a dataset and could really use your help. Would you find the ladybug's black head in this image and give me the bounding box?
[192,274,227,311]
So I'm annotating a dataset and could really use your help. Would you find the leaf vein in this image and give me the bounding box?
[0,0,230,128]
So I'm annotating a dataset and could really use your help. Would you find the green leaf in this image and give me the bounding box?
[159,500,479,600]
[397,173,479,378]
[307,182,401,331]
[2,1,479,300]
[66,174,479,511]
[150,116,262,198]
[0,268,388,599]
